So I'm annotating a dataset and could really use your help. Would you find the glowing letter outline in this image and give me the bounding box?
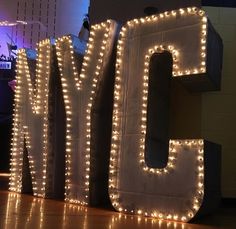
[10,39,53,197]
[56,20,118,205]
[109,7,219,222]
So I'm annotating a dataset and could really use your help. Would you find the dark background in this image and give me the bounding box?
[0,62,15,172]
[202,0,236,7]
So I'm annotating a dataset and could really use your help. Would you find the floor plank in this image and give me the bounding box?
[0,191,235,229]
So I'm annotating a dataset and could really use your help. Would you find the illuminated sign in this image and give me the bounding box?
[0,61,11,69]
[10,7,222,222]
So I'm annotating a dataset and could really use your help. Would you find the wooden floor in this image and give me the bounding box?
[0,175,235,229]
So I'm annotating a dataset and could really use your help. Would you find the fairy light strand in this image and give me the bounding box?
[56,20,117,205]
[109,7,207,222]
[9,39,52,197]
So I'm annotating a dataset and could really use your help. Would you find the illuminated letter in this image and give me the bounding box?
[109,8,222,222]
[10,39,54,197]
[56,20,118,205]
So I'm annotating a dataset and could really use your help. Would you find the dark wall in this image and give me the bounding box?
[0,80,14,116]
[0,121,12,172]
[0,65,15,172]
[90,0,201,24]
[202,0,236,7]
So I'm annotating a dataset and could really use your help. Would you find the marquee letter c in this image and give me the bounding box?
[109,7,222,222]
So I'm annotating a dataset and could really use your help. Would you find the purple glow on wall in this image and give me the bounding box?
[0,2,19,58]
[1,0,90,58]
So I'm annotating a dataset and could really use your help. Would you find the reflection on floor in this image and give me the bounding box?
[0,190,235,229]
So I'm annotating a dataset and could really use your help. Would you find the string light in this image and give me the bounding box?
[109,7,207,222]
[9,39,52,197]
[55,20,117,205]
[9,7,212,222]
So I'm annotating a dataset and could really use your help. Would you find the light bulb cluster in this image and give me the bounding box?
[9,39,52,198]
[56,34,88,205]
[56,20,116,205]
[139,44,179,175]
[127,7,207,77]
[142,140,205,222]
[109,7,207,222]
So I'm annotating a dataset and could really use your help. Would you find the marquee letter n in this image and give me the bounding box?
[10,39,54,197]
